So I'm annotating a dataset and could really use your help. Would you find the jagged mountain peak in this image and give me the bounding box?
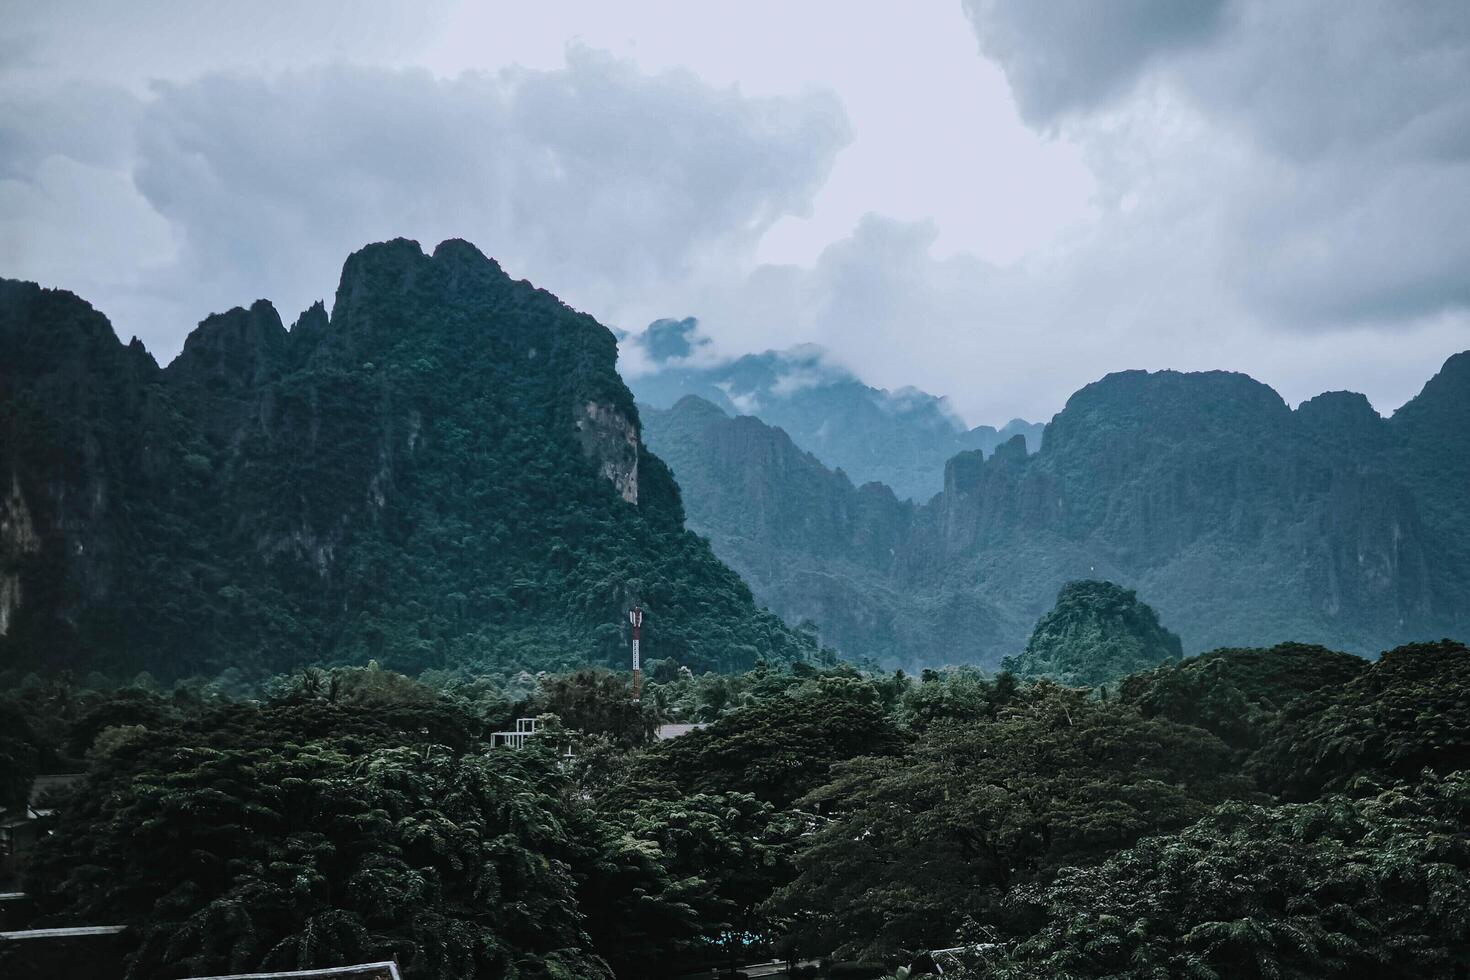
[669,393,729,420]
[1295,390,1384,437]
[1045,367,1291,457]
[1004,579,1183,687]
[0,278,160,378]
[328,238,518,337]
[166,299,287,386]
[1297,389,1378,419]
[290,299,330,336]
[1394,350,1470,432]
[644,353,1469,668]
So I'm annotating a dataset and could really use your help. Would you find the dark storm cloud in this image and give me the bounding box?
[961,0,1228,125]
[1179,1,1470,160]
[965,0,1470,326]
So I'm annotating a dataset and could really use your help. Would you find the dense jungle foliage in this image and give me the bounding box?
[4,638,1467,979]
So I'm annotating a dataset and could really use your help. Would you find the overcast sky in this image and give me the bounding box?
[3,1,1468,424]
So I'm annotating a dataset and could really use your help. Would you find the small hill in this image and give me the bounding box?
[1003,580,1183,686]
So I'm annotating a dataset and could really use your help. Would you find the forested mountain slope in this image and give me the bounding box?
[0,240,820,680]
[642,358,1470,668]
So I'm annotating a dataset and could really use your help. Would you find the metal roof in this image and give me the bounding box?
[28,774,85,807]
[0,925,127,940]
[184,962,403,980]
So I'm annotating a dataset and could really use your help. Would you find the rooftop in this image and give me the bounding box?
[183,962,402,980]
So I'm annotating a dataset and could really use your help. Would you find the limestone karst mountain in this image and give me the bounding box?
[641,357,1470,668]
[0,239,821,679]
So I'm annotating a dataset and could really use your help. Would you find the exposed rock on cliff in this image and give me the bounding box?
[575,401,639,504]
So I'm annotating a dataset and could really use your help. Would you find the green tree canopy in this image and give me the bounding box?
[772,684,1253,961]
[1251,640,1470,799]
[987,772,1470,979]
[634,675,907,809]
[1119,642,1366,750]
[1004,581,1183,687]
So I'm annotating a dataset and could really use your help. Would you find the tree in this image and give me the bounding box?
[1118,642,1366,751]
[899,665,1016,732]
[772,684,1253,960]
[608,792,805,970]
[539,668,657,747]
[0,698,39,809]
[1251,640,1470,799]
[986,773,1470,979]
[25,730,616,979]
[637,676,907,809]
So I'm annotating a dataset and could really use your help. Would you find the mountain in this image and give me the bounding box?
[626,317,1042,501]
[641,357,1470,668]
[1002,580,1184,686]
[640,394,916,662]
[0,240,822,681]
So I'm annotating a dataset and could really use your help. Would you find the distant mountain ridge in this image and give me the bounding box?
[641,356,1470,668]
[0,240,821,680]
[627,317,1042,501]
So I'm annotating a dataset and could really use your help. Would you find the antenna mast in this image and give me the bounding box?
[628,605,643,702]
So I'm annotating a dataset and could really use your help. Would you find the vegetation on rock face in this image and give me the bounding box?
[1003,580,1183,687]
[640,395,919,667]
[0,242,825,681]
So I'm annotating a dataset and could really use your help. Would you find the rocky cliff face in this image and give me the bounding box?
[0,240,818,679]
[575,401,639,504]
[642,357,1469,669]
[0,474,40,635]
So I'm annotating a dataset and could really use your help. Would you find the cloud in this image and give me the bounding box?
[962,0,1228,125]
[640,317,708,363]
[6,3,1468,431]
[4,47,850,358]
[0,81,142,178]
[960,0,1470,329]
[660,195,1469,427]
[1178,1,1470,160]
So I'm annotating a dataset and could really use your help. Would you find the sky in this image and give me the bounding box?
[3,0,1468,425]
